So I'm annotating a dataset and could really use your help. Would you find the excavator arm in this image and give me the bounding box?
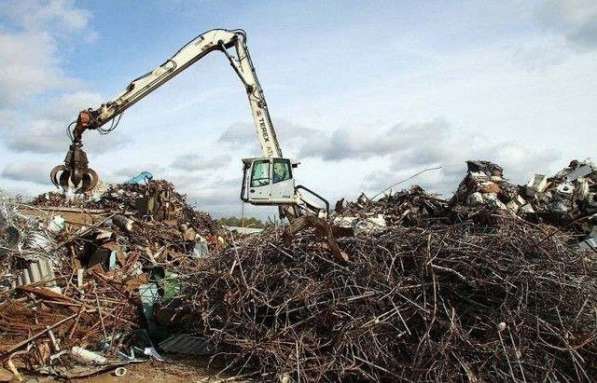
[70,29,281,157]
[51,28,328,219]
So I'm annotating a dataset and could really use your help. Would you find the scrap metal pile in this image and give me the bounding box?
[0,160,595,382]
[176,160,596,382]
[0,180,222,379]
[341,160,596,235]
[450,160,596,233]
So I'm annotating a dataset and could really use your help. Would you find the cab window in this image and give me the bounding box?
[251,160,270,187]
[272,159,292,184]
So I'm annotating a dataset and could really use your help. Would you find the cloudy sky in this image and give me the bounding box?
[0,0,595,218]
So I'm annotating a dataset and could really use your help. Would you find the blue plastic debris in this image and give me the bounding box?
[125,171,153,185]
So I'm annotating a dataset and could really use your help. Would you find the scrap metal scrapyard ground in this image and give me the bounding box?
[0,28,596,383]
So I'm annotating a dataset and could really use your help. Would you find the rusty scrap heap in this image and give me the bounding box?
[181,220,595,382]
[0,180,222,379]
[177,160,596,382]
[451,160,596,230]
[0,160,595,382]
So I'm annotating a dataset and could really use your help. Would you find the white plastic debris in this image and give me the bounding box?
[519,204,535,215]
[334,214,387,236]
[143,346,164,362]
[114,367,127,377]
[467,192,484,206]
[96,230,113,241]
[467,192,506,210]
[526,174,548,196]
[469,171,489,181]
[193,236,209,258]
[47,215,65,233]
[576,178,590,200]
[77,268,84,288]
[27,232,55,252]
[479,193,507,210]
[70,346,107,365]
[506,195,527,214]
[556,182,574,196]
[353,214,387,236]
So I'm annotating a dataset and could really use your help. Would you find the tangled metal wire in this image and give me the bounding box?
[180,214,596,382]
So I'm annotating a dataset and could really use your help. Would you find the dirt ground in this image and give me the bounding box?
[19,356,246,383]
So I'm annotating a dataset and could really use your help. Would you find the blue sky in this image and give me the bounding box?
[1,0,596,218]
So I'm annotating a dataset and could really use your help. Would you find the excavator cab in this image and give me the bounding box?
[241,157,297,205]
[241,157,330,218]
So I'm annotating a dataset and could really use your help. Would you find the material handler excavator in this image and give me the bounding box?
[50,29,329,220]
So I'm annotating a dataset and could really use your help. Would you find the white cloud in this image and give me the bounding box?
[0,1,91,106]
[0,3,128,156]
[0,31,69,106]
[300,119,451,161]
[537,0,597,49]
[0,0,90,32]
[359,121,562,197]
[3,91,130,154]
[171,153,231,172]
[2,161,51,185]
[155,172,257,218]
[218,119,318,157]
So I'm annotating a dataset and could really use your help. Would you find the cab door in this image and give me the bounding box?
[247,159,272,203]
[269,158,295,203]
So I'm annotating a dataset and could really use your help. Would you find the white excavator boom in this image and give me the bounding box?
[51,29,328,219]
